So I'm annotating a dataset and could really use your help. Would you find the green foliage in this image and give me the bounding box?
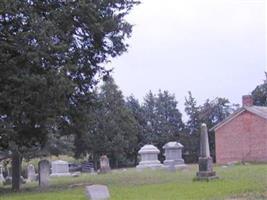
[251,79,267,106]
[0,0,139,190]
[74,78,138,168]
[140,90,184,160]
[183,92,238,162]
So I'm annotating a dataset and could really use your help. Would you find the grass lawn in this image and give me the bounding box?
[0,164,266,200]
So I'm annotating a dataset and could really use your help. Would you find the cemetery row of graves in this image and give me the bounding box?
[1,124,266,200]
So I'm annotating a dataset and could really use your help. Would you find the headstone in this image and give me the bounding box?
[27,164,37,182]
[50,160,71,177]
[85,184,110,200]
[195,124,218,181]
[0,165,5,184]
[99,156,111,174]
[82,161,94,173]
[163,141,186,169]
[38,160,50,187]
[136,144,163,169]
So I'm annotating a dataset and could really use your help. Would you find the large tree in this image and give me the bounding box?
[74,78,139,168]
[0,0,139,190]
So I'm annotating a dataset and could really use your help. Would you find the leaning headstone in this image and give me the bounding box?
[50,160,71,177]
[38,160,50,188]
[163,141,186,169]
[27,164,37,182]
[85,184,110,200]
[99,156,111,174]
[136,144,163,169]
[0,165,5,184]
[195,123,218,181]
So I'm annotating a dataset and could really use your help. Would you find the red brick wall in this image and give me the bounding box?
[215,111,267,164]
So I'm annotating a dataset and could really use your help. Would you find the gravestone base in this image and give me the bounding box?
[195,172,218,181]
[50,172,71,177]
[163,159,186,170]
[136,160,163,169]
[195,157,218,181]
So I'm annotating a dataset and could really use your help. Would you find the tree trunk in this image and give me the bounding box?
[11,151,21,191]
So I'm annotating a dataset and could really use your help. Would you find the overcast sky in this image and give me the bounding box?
[109,0,265,112]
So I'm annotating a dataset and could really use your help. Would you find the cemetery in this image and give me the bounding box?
[0,0,266,200]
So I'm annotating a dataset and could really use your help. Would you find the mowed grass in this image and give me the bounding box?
[0,164,266,200]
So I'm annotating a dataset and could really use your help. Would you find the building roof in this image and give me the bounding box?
[211,106,267,131]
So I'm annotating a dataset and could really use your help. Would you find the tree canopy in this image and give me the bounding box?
[0,0,139,190]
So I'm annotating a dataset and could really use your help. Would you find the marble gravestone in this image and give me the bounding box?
[86,185,110,200]
[27,164,37,182]
[136,144,163,169]
[99,156,111,174]
[0,165,5,184]
[38,160,50,188]
[163,141,186,169]
[85,185,110,200]
[195,123,218,181]
[50,160,71,177]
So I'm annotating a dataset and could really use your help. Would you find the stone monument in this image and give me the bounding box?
[27,164,37,182]
[136,144,163,169]
[86,185,110,200]
[195,123,218,180]
[0,165,5,184]
[38,160,50,188]
[85,184,110,200]
[163,141,185,168]
[50,160,71,177]
[99,155,111,174]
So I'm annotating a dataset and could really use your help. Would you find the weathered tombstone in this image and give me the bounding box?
[0,165,5,184]
[163,141,186,169]
[99,156,111,174]
[38,160,50,187]
[136,144,163,169]
[27,164,37,182]
[85,184,110,200]
[195,124,218,181]
[82,161,94,173]
[50,160,71,177]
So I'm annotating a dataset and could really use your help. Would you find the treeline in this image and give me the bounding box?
[71,77,239,168]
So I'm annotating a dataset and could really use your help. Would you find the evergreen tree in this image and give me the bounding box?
[126,95,146,165]
[142,90,184,160]
[251,74,267,106]
[78,78,139,168]
[0,0,139,190]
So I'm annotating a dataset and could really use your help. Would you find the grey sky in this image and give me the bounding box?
[109,0,265,112]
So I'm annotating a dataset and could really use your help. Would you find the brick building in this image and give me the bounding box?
[211,95,267,164]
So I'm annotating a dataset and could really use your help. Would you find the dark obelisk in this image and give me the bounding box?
[196,123,218,181]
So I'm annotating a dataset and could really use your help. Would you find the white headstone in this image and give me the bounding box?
[163,141,186,168]
[0,165,5,184]
[38,160,50,188]
[200,123,210,158]
[99,156,111,173]
[136,144,163,169]
[50,160,71,177]
[27,164,37,182]
[85,185,110,200]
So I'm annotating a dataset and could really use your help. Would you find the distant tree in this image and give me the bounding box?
[183,92,201,162]
[199,98,238,160]
[251,74,267,106]
[126,96,146,165]
[77,78,139,168]
[142,90,184,160]
[184,92,238,162]
[0,0,139,190]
